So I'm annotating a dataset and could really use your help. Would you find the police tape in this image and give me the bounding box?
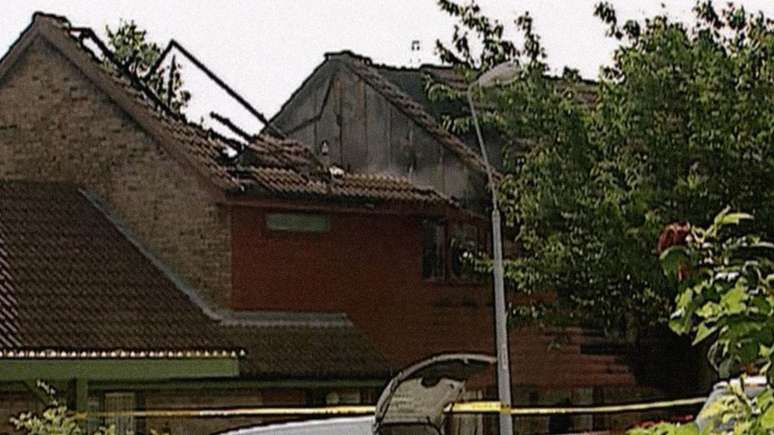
[449,397,706,415]
[74,397,706,419]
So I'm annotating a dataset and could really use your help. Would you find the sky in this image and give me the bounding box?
[3,1,774,136]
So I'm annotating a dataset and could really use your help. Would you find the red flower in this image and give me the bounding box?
[657,222,691,254]
[657,222,692,281]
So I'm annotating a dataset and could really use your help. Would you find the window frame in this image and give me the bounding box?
[422,218,488,285]
[422,218,448,282]
[264,212,331,234]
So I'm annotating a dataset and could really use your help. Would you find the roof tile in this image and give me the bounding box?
[0,180,235,355]
[225,320,391,379]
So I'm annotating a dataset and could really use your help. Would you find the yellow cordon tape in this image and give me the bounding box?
[74,397,706,420]
[449,397,706,415]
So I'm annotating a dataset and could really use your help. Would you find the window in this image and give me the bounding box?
[84,396,101,434]
[104,392,135,435]
[266,213,330,233]
[449,223,482,281]
[325,389,361,405]
[423,219,486,283]
[422,219,446,280]
[307,389,362,406]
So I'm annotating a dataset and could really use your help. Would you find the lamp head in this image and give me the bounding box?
[474,61,521,88]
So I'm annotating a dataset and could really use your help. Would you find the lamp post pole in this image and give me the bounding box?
[468,72,514,435]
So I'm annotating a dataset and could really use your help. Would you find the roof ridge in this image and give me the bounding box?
[324,49,373,64]
[324,49,458,74]
[31,12,70,27]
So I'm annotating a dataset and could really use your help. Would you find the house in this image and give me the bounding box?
[0,13,662,434]
[268,51,597,210]
[0,180,239,432]
[0,180,390,435]
[268,51,494,212]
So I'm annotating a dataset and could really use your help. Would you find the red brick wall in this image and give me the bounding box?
[231,206,494,368]
[230,207,642,390]
[0,37,231,307]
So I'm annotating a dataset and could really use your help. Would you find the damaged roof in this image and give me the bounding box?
[323,51,492,176]
[0,180,391,379]
[317,51,597,167]
[234,135,450,205]
[0,13,454,211]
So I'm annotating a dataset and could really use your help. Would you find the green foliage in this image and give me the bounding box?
[10,382,114,435]
[11,406,114,435]
[633,211,774,434]
[693,378,774,434]
[105,20,191,112]
[662,208,774,378]
[434,0,774,332]
[628,421,698,435]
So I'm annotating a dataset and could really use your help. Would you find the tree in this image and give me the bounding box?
[105,20,191,112]
[433,1,774,333]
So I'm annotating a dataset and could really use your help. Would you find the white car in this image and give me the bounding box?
[222,416,374,435]
[219,353,495,435]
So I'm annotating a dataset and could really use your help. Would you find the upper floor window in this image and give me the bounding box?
[266,213,330,233]
[423,219,486,283]
[422,219,446,280]
[450,223,482,281]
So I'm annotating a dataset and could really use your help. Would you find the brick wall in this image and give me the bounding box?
[230,206,491,368]
[0,37,231,307]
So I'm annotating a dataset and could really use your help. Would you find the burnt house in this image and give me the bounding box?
[268,51,496,212]
[0,13,659,435]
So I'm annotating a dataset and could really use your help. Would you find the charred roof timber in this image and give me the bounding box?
[68,26,182,122]
[145,39,286,139]
[210,111,257,143]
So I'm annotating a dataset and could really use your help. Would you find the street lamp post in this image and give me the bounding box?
[467,61,521,435]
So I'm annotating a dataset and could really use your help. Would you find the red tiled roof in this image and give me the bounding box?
[0,180,236,358]
[19,14,454,210]
[223,313,392,379]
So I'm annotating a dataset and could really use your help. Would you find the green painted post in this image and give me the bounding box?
[75,378,89,431]
[75,379,88,412]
